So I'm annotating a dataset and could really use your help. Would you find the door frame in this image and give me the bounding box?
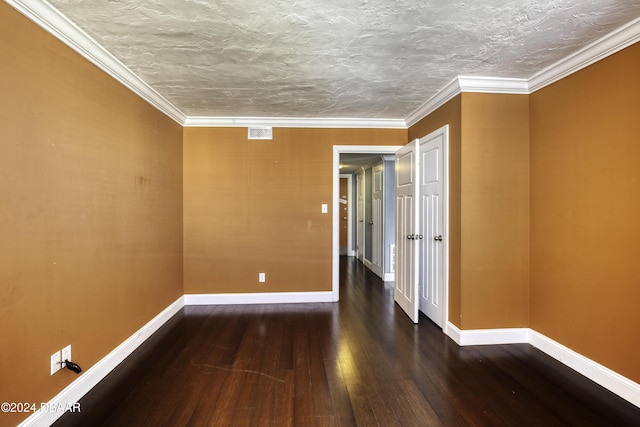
[332,145,402,301]
[339,173,354,256]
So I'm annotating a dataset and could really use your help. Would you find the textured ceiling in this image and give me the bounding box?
[46,0,640,120]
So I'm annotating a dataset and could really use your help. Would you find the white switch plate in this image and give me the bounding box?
[259,273,266,283]
[50,351,61,375]
[62,345,72,365]
[321,204,328,213]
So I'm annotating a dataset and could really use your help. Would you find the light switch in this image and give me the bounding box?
[321,204,328,213]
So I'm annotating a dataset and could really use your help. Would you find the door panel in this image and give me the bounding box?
[356,171,364,260]
[371,163,384,277]
[419,130,446,328]
[394,140,419,323]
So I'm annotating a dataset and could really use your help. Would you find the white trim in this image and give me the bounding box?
[339,174,354,256]
[332,146,403,302]
[183,116,407,129]
[405,76,529,127]
[6,0,186,125]
[444,322,462,345]
[445,323,530,346]
[458,76,530,94]
[529,17,640,92]
[443,324,640,408]
[405,77,461,128]
[529,330,640,408]
[184,291,333,305]
[383,272,395,282]
[407,20,640,126]
[18,296,185,427]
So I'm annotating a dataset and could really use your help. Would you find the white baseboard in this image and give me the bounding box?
[444,322,640,408]
[529,330,640,408]
[184,291,334,305]
[383,272,395,282]
[19,296,185,427]
[445,322,530,346]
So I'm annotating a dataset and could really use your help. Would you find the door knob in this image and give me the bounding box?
[434,235,443,241]
[407,234,414,240]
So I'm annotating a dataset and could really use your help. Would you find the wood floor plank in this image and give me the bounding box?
[292,320,314,424]
[322,357,358,426]
[54,257,640,427]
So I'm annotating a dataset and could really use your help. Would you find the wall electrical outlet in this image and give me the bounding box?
[259,273,266,283]
[61,345,72,365]
[50,351,61,375]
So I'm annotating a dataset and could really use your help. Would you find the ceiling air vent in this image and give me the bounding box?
[248,126,273,140]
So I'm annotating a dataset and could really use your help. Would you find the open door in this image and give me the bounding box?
[394,139,420,323]
[418,126,447,328]
[356,170,365,261]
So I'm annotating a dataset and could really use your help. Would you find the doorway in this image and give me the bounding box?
[332,145,402,301]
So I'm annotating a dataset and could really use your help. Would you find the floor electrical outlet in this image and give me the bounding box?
[51,351,61,375]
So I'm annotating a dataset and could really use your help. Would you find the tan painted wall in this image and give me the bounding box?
[460,93,530,329]
[530,43,640,382]
[0,4,184,425]
[183,127,407,294]
[408,96,463,327]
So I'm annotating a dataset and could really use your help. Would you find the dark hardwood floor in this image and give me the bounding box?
[55,257,640,426]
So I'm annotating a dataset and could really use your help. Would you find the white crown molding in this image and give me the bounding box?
[529,17,640,93]
[407,19,640,127]
[6,0,186,125]
[183,116,407,129]
[7,1,639,130]
[405,76,529,128]
[458,76,530,94]
[18,296,185,427]
[405,77,461,128]
[184,291,334,305]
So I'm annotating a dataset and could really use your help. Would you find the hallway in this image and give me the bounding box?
[54,257,640,426]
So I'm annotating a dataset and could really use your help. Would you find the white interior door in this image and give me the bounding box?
[418,127,447,328]
[394,140,420,323]
[356,171,365,261]
[371,163,384,277]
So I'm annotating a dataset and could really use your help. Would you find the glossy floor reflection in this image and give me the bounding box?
[55,256,640,426]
